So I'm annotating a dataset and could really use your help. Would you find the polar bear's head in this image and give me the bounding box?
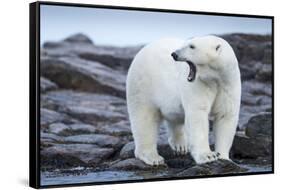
[171,35,235,82]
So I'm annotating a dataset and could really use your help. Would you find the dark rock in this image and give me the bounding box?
[64,134,122,148]
[238,111,254,130]
[99,121,132,136]
[166,156,194,169]
[40,77,58,92]
[68,123,98,134]
[41,57,126,98]
[41,132,64,143]
[241,92,261,106]
[119,141,194,169]
[231,133,272,158]
[49,123,69,134]
[239,103,272,130]
[262,48,272,64]
[119,141,135,159]
[221,34,271,63]
[48,123,98,136]
[239,61,263,81]
[43,42,65,49]
[78,52,132,71]
[110,158,155,170]
[177,160,247,177]
[40,108,78,129]
[41,144,115,169]
[42,90,127,125]
[221,34,272,81]
[76,45,142,71]
[245,113,272,138]
[257,96,272,106]
[119,141,179,161]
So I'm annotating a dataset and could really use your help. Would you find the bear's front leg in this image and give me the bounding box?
[213,114,238,160]
[185,109,220,164]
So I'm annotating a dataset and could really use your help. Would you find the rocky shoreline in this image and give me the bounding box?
[40,33,272,184]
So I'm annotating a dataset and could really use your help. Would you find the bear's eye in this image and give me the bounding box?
[216,44,221,51]
[189,44,195,49]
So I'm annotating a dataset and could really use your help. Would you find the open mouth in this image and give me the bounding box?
[186,60,196,82]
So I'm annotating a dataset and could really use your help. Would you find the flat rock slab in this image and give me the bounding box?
[177,160,247,177]
[40,108,78,129]
[49,123,98,136]
[64,134,122,148]
[242,80,272,97]
[42,90,127,125]
[100,121,132,136]
[41,144,115,169]
[40,77,58,92]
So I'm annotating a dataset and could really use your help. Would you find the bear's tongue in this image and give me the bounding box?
[186,60,196,82]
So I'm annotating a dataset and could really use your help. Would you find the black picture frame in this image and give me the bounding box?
[30,1,274,189]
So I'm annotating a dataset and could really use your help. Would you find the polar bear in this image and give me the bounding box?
[126,35,241,166]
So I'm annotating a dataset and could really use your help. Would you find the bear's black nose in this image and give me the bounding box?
[171,52,178,61]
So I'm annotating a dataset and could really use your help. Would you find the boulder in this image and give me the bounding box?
[40,56,126,98]
[41,144,115,169]
[177,160,247,177]
[119,141,135,159]
[245,113,272,138]
[110,158,156,171]
[231,133,272,158]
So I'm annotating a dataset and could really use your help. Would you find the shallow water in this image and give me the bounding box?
[41,164,272,186]
[41,167,169,186]
[41,170,141,186]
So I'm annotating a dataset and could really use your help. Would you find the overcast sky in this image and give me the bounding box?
[40,5,272,47]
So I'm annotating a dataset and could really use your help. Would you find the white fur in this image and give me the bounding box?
[126,36,241,165]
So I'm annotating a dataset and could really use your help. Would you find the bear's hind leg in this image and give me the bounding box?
[129,105,164,166]
[167,122,188,155]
